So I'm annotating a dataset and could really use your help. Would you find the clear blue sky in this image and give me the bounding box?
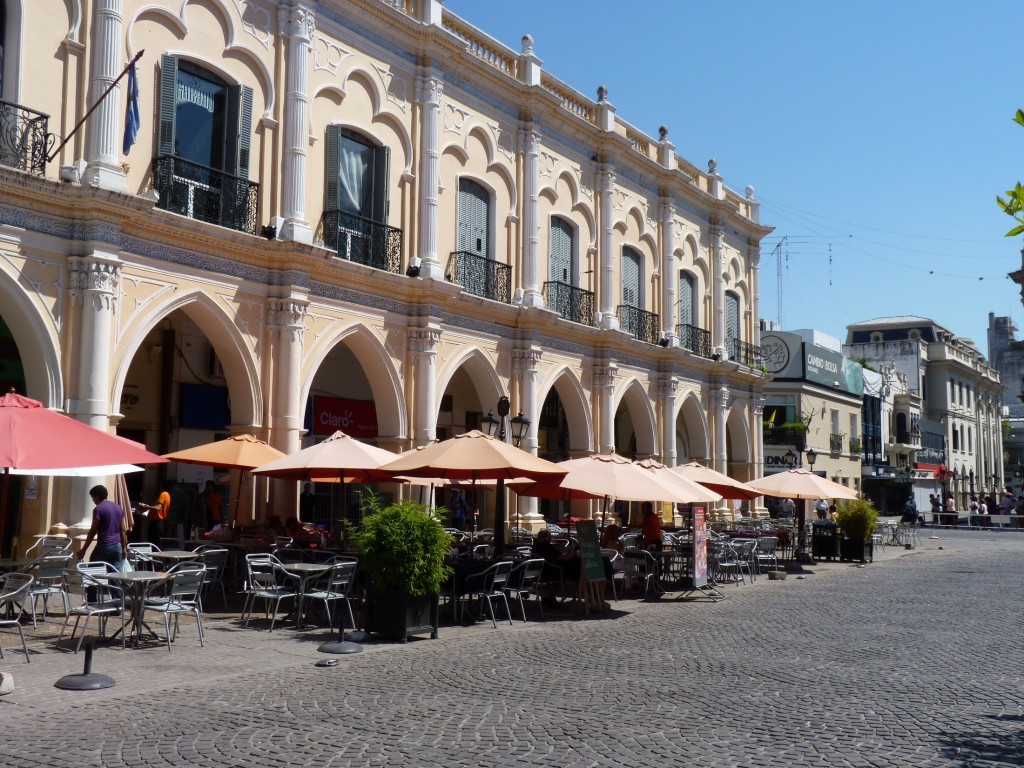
[444,0,1023,355]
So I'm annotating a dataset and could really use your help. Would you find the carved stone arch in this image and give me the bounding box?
[301,322,406,439]
[110,290,261,428]
[614,377,658,458]
[441,142,470,164]
[726,400,752,467]
[536,365,593,453]
[435,346,503,422]
[676,390,710,460]
[340,66,384,117]
[0,262,62,407]
[487,160,517,219]
[638,231,658,260]
[370,111,414,175]
[464,123,498,167]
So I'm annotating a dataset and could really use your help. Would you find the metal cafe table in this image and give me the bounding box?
[281,562,332,629]
[149,550,201,568]
[104,570,169,647]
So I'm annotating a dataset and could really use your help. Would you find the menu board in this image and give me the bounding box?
[693,507,708,588]
[575,520,605,582]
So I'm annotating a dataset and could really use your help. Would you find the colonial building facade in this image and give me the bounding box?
[0,0,770,550]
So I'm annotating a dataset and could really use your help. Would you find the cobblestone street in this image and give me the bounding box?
[2,530,1023,767]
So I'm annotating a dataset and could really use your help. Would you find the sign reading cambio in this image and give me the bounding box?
[313,396,378,439]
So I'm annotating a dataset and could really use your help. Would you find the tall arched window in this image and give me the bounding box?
[549,217,575,285]
[621,246,642,308]
[457,178,490,257]
[678,270,696,327]
[725,291,740,341]
[325,127,389,222]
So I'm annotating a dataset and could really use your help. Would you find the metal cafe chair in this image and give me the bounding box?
[460,561,513,628]
[0,573,34,662]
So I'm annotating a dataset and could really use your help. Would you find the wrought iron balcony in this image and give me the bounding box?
[726,336,763,368]
[0,100,50,175]
[830,432,845,455]
[321,210,402,274]
[676,323,712,358]
[445,251,511,303]
[849,438,863,455]
[542,281,594,326]
[763,425,807,451]
[617,305,660,345]
[152,155,259,235]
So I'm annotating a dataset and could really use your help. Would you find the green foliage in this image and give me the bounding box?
[997,110,1024,236]
[835,497,879,543]
[350,494,453,597]
[780,421,809,432]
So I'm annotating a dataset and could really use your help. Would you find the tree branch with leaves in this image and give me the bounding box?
[997,110,1024,236]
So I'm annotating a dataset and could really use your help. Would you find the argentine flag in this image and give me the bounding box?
[123,62,140,155]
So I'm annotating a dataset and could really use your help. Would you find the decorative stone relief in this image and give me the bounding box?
[219,295,264,357]
[312,35,352,75]
[242,2,274,50]
[375,65,408,112]
[490,123,516,162]
[538,151,557,178]
[268,299,308,342]
[613,188,628,212]
[444,102,471,134]
[117,275,176,344]
[2,252,62,331]
[512,348,542,374]
[575,165,594,200]
[72,259,120,312]
[277,5,315,40]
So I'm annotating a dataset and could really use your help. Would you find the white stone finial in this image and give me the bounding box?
[708,158,718,174]
[745,185,755,199]
[521,34,534,55]
[597,84,608,103]
[658,125,668,141]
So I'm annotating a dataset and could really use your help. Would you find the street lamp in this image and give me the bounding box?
[796,447,818,563]
[481,395,531,554]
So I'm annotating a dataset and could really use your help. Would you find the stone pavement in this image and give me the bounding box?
[2,529,1023,767]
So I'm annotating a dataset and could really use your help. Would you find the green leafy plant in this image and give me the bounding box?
[835,497,879,543]
[350,494,453,597]
[997,109,1024,236]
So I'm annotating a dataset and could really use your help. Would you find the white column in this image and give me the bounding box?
[68,255,121,525]
[751,395,768,517]
[520,126,544,308]
[83,0,127,191]
[513,348,543,529]
[749,240,762,348]
[711,384,730,522]
[659,376,677,467]
[415,75,444,280]
[267,296,307,519]
[595,362,617,454]
[278,5,315,244]
[597,165,618,330]
[410,327,441,445]
[660,199,676,345]
[711,221,726,358]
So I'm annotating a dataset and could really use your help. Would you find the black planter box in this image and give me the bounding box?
[364,588,439,643]
[811,523,840,561]
[839,537,874,563]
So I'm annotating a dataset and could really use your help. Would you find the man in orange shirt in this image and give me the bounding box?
[641,501,662,552]
[141,487,171,544]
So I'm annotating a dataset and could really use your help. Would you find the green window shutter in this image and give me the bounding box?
[223,85,252,177]
[678,270,694,326]
[549,217,573,284]
[325,125,341,210]
[158,54,178,157]
[458,179,489,256]
[371,145,390,222]
[622,246,641,308]
[725,291,740,342]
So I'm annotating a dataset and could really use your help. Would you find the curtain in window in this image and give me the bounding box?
[338,137,372,216]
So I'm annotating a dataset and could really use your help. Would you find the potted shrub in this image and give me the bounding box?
[835,497,879,563]
[351,495,453,643]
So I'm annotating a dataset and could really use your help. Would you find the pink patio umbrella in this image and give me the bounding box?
[0,391,168,554]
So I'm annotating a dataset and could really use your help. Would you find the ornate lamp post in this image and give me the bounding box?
[481,395,530,553]
[796,447,818,563]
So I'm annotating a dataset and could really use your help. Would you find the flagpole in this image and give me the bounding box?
[46,49,145,163]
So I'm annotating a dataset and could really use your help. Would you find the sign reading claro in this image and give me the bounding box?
[806,352,838,374]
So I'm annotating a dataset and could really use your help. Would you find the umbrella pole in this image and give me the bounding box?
[495,478,506,556]
[0,468,9,557]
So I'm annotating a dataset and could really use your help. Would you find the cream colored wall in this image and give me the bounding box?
[536,168,596,290]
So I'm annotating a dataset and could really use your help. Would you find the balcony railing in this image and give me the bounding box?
[542,281,594,326]
[152,155,259,235]
[0,99,50,175]
[676,323,712,358]
[321,210,402,274]
[446,251,511,303]
[830,433,845,455]
[849,438,863,455]
[726,336,763,368]
[763,426,806,451]
[617,305,660,345]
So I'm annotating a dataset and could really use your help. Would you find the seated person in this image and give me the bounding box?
[901,498,920,525]
[600,523,623,552]
[283,515,321,545]
[641,502,662,552]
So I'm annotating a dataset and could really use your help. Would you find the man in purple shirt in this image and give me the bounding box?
[77,485,128,567]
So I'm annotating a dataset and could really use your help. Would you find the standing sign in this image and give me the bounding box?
[574,519,607,615]
[693,507,708,588]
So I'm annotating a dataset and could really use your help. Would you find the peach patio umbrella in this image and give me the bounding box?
[744,469,859,501]
[670,461,763,501]
[251,430,398,484]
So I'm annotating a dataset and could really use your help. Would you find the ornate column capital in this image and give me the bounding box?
[409,327,442,356]
[594,363,617,387]
[71,257,120,310]
[657,375,677,399]
[512,347,542,374]
[416,75,443,104]
[268,299,307,341]
[279,5,315,39]
[660,200,675,222]
[597,165,616,190]
[519,127,542,154]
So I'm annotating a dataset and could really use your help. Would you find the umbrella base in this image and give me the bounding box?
[55,673,116,691]
[318,640,364,655]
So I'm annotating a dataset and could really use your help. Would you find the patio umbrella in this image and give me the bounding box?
[670,461,763,501]
[251,430,398,484]
[744,469,859,501]
[0,391,168,553]
[371,430,567,553]
[162,434,287,525]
